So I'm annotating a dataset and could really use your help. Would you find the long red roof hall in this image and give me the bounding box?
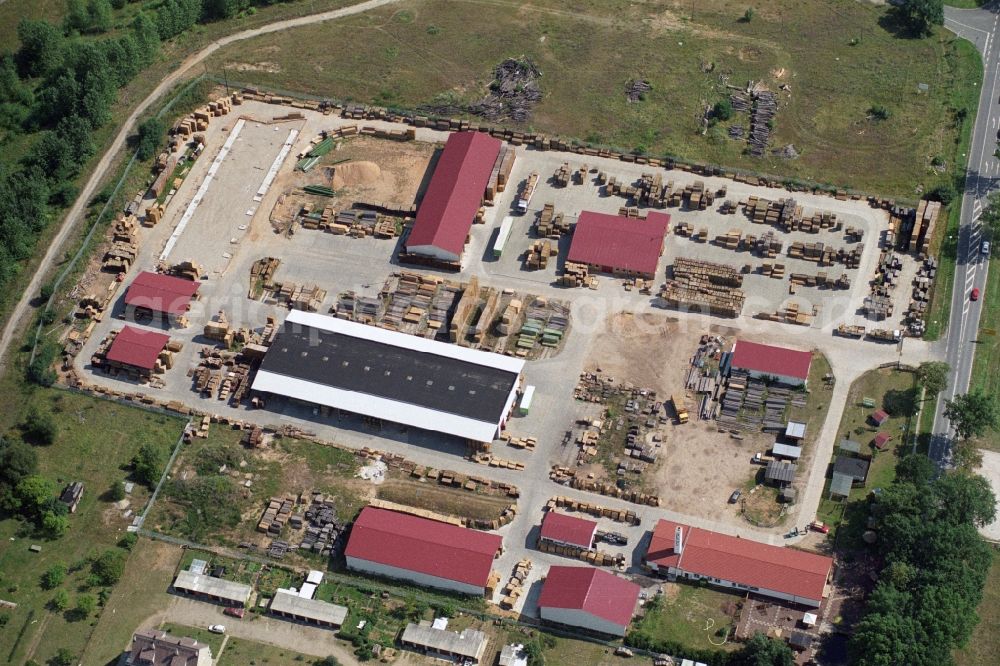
[404,131,502,265]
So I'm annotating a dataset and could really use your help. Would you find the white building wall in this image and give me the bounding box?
[405,244,461,263]
[346,556,484,596]
[664,566,820,608]
[539,607,626,637]
[741,369,805,387]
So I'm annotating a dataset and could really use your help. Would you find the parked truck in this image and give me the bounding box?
[517,172,538,213]
[671,393,689,424]
[835,324,865,338]
[867,328,901,343]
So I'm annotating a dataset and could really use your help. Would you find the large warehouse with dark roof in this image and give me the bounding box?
[251,311,524,443]
[345,507,503,596]
[404,131,502,265]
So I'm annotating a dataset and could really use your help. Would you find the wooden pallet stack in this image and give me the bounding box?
[553,162,571,187]
[258,495,296,535]
[536,204,570,238]
[525,240,553,270]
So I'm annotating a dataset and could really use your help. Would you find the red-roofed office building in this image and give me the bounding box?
[539,511,598,550]
[537,566,640,637]
[124,271,200,326]
[645,519,833,607]
[566,211,670,279]
[404,132,503,266]
[345,507,502,596]
[103,326,170,378]
[730,340,812,387]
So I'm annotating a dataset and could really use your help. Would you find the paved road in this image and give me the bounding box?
[0,0,399,373]
[931,4,1000,465]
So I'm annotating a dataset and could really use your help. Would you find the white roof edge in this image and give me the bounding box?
[284,310,525,375]
[252,370,502,441]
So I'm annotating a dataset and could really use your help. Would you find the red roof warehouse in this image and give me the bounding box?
[345,507,502,596]
[645,519,833,607]
[567,211,670,279]
[124,271,200,320]
[539,511,597,550]
[105,326,170,372]
[730,339,812,386]
[404,131,502,264]
[538,566,640,637]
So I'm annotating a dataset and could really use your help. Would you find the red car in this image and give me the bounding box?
[223,607,245,619]
[971,287,980,302]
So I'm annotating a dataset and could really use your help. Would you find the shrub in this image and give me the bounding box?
[41,563,66,589]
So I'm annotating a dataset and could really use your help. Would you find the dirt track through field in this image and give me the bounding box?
[0,0,400,373]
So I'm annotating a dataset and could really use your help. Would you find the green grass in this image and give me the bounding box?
[541,635,636,666]
[956,547,1000,666]
[80,538,184,665]
[0,390,184,666]
[216,637,317,665]
[205,0,980,198]
[969,253,1000,450]
[628,583,739,653]
[816,368,916,541]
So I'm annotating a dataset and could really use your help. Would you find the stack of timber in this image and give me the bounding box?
[249,257,280,299]
[536,203,571,238]
[787,241,862,268]
[661,258,746,317]
[485,145,516,204]
[755,301,814,327]
[553,162,571,187]
[561,262,595,288]
[549,496,641,525]
[525,240,553,270]
[549,467,661,507]
[908,199,940,256]
[789,271,850,290]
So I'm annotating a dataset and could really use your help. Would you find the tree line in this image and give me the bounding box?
[849,455,995,665]
[0,0,300,310]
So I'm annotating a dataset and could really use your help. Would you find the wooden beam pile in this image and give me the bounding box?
[661,258,746,317]
[525,240,553,270]
[553,162,570,187]
[536,203,570,238]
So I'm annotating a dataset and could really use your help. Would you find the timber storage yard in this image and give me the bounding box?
[54,88,948,664]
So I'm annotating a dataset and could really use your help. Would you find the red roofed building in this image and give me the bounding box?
[730,339,812,387]
[567,211,670,279]
[404,132,503,265]
[645,519,832,607]
[124,271,200,326]
[539,511,597,550]
[345,507,502,596]
[537,566,640,637]
[104,326,170,376]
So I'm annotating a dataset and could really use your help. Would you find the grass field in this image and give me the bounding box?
[80,538,183,665]
[216,637,316,665]
[147,428,366,549]
[816,368,916,541]
[628,583,739,653]
[376,479,512,522]
[0,389,184,666]
[205,0,980,198]
[969,253,1000,451]
[956,547,1000,666]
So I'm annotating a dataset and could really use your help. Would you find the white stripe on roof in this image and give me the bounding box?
[284,311,525,375]
[253,370,502,442]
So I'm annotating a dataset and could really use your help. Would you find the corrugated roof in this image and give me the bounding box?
[766,460,797,483]
[400,623,488,661]
[539,511,597,549]
[772,443,802,459]
[173,570,251,603]
[567,211,670,275]
[270,589,347,625]
[646,520,832,603]
[406,132,502,257]
[537,566,639,629]
[345,507,502,588]
[830,473,854,497]
[105,326,169,370]
[124,271,199,315]
[730,340,812,381]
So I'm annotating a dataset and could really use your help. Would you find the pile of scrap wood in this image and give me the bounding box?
[625,79,651,103]
[467,57,542,122]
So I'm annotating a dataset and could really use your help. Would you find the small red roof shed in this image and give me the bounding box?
[540,511,598,549]
[566,211,670,276]
[125,271,199,316]
[105,326,170,371]
[873,432,892,450]
[405,131,502,260]
[870,410,889,426]
[345,507,502,589]
[538,566,640,630]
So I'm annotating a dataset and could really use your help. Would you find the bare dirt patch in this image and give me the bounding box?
[586,312,687,396]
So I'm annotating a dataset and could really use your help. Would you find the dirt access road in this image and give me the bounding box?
[0,0,400,373]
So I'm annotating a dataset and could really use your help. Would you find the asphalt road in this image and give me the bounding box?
[931,4,1000,465]
[0,0,400,374]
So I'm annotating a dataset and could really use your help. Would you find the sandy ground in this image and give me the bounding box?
[976,449,1000,542]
